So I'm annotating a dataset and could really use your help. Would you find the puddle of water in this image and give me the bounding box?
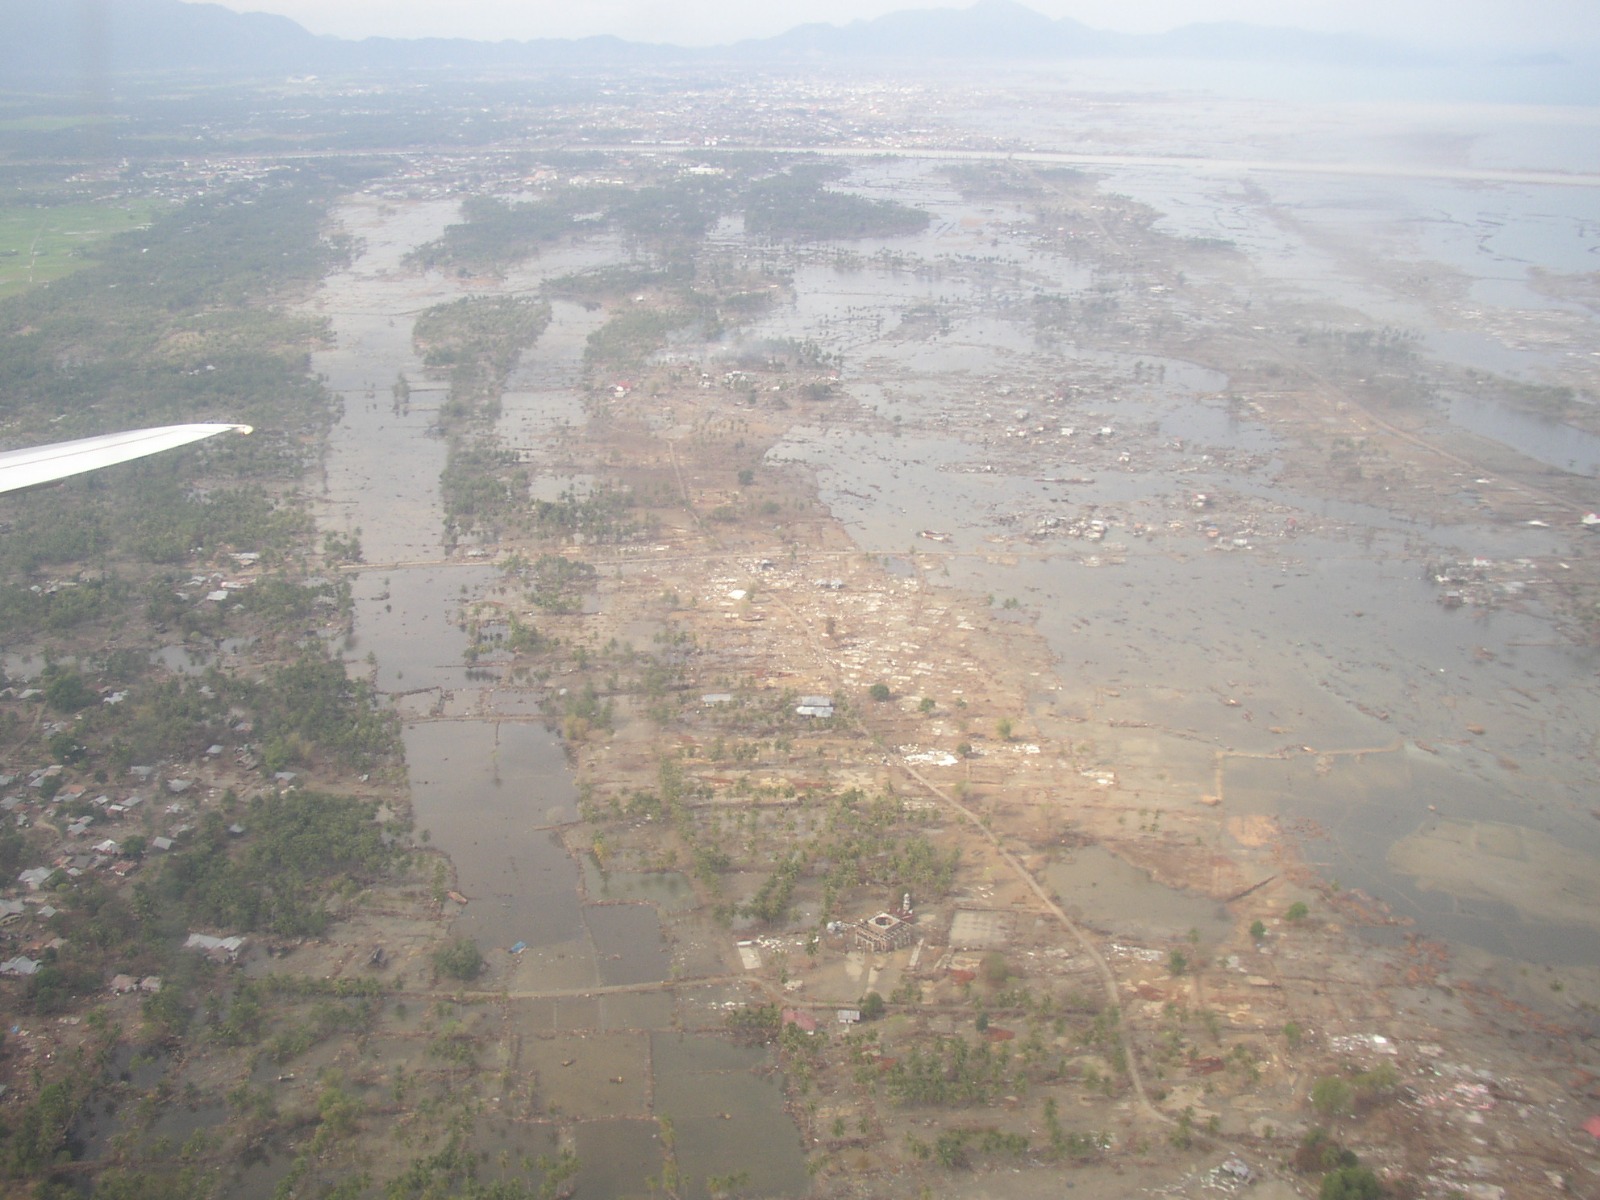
[65,1043,173,1160]
[753,156,1600,973]
[1445,392,1600,476]
[71,1093,228,1165]
[585,903,671,986]
[600,990,677,1031]
[145,1100,229,1149]
[649,1032,809,1199]
[311,203,466,566]
[574,1118,662,1199]
[1389,818,1600,928]
[580,860,698,911]
[521,1028,650,1118]
[466,1118,563,1187]
[306,196,818,1192]
[1042,845,1232,944]
[499,297,609,455]
[526,472,598,503]
[1224,748,1600,965]
[224,1137,304,1200]
[300,154,1598,1193]
[4,652,44,680]
[1424,327,1561,380]
[151,644,213,674]
[406,719,583,955]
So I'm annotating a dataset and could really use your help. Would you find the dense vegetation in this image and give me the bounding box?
[407,170,737,276]
[745,171,931,241]
[582,306,691,372]
[591,781,959,927]
[0,169,361,640]
[0,145,420,1198]
[0,174,353,445]
[413,294,551,541]
[406,193,596,275]
[415,294,552,398]
[245,651,402,772]
[138,791,398,939]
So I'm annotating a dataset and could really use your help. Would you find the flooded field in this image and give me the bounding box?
[743,145,1600,978]
[308,197,811,1196]
[298,74,1600,1197]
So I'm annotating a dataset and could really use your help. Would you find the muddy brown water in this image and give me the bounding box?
[405,720,582,955]
[754,153,1600,974]
[1042,845,1233,946]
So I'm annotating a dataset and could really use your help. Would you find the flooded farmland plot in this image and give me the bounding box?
[288,75,1600,1199]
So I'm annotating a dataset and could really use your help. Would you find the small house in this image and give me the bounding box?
[184,933,245,963]
[781,1008,817,1034]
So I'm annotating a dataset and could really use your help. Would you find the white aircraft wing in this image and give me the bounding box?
[0,423,252,494]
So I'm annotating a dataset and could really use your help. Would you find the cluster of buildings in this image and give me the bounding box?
[0,682,261,989]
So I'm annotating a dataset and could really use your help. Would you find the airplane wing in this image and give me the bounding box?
[0,423,252,494]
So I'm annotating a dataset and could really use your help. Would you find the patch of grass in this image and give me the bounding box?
[0,199,161,297]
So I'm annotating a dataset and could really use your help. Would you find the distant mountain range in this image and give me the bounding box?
[744,2,1431,66]
[0,0,1579,82]
[5,0,1437,80]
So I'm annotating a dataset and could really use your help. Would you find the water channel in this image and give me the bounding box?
[309,198,807,1197]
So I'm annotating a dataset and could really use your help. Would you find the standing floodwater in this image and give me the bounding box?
[756,153,1600,973]
[307,197,807,1197]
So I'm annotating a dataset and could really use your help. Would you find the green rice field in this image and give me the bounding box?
[0,200,158,297]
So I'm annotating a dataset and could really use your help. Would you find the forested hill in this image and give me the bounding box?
[0,0,687,80]
[3,0,1448,83]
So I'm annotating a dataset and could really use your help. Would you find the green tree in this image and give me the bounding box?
[433,937,485,982]
[1293,1128,1358,1174]
[44,669,95,712]
[980,952,1010,987]
[1311,1076,1353,1117]
[1320,1165,1383,1200]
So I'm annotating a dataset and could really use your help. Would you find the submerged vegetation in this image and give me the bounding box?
[414,294,552,540]
[745,170,931,241]
[406,192,594,275]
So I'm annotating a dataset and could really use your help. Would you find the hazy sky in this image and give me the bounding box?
[202,0,1593,52]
